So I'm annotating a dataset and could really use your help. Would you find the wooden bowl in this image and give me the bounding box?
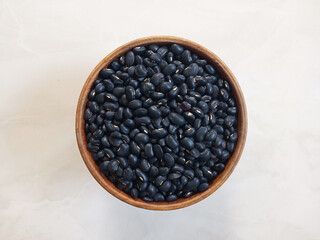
[76,36,247,210]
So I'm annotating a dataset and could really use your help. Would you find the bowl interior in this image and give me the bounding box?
[76,36,247,210]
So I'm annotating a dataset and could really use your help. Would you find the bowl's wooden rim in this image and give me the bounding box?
[75,36,248,210]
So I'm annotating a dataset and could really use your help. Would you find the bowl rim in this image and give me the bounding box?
[76,36,248,210]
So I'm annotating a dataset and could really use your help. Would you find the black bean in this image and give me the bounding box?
[172,74,186,84]
[189,148,200,158]
[221,150,230,160]
[128,154,138,167]
[155,175,166,187]
[134,64,147,78]
[168,172,181,180]
[117,143,129,157]
[159,167,170,176]
[108,160,119,172]
[229,132,238,142]
[149,165,159,177]
[183,63,199,77]
[139,159,151,172]
[123,167,134,181]
[125,51,135,66]
[205,64,215,74]
[144,143,154,158]
[134,133,149,143]
[153,144,163,159]
[154,193,165,202]
[180,137,194,150]
[166,194,177,202]
[100,68,115,78]
[227,142,235,152]
[151,72,164,86]
[164,153,175,167]
[198,183,209,192]
[165,135,179,148]
[171,43,184,54]
[136,168,148,182]
[205,129,217,141]
[214,163,225,172]
[196,127,208,142]
[159,81,173,92]
[159,180,171,192]
[168,112,185,125]
[183,112,196,124]
[163,64,176,76]
[191,107,204,118]
[220,88,229,101]
[185,177,200,191]
[167,86,179,98]
[130,188,139,198]
[151,128,168,138]
[183,127,196,137]
[214,134,223,148]
[147,106,161,119]
[214,125,224,134]
[181,50,192,65]
[128,100,142,109]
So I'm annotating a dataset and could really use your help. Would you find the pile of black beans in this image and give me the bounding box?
[84,43,238,202]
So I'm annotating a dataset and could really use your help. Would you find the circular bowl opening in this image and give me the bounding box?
[76,36,247,210]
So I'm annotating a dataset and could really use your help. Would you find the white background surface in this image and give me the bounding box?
[1,0,319,239]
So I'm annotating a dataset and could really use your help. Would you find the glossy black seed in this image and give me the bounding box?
[139,159,151,172]
[198,183,209,192]
[214,163,225,172]
[134,64,148,78]
[149,165,159,177]
[154,193,165,202]
[144,143,154,158]
[163,64,176,76]
[155,175,166,187]
[128,100,142,109]
[133,133,149,143]
[181,50,192,65]
[205,64,215,74]
[151,128,168,138]
[185,177,200,191]
[125,51,135,66]
[184,127,196,137]
[100,68,115,78]
[196,127,208,142]
[151,72,164,86]
[153,144,163,159]
[108,160,119,172]
[220,88,229,101]
[130,188,139,198]
[148,106,161,119]
[168,112,185,125]
[189,148,200,158]
[128,154,138,167]
[166,194,177,202]
[133,108,147,117]
[172,74,186,84]
[123,167,134,181]
[159,180,171,192]
[183,112,196,123]
[191,107,204,118]
[164,153,175,167]
[136,168,148,182]
[165,135,178,149]
[159,81,173,92]
[183,63,199,77]
[180,137,194,150]
[117,143,129,157]
[171,43,184,54]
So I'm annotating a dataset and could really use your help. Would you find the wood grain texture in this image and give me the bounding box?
[75,36,248,210]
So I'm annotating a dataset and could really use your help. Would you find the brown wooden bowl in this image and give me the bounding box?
[76,36,247,210]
